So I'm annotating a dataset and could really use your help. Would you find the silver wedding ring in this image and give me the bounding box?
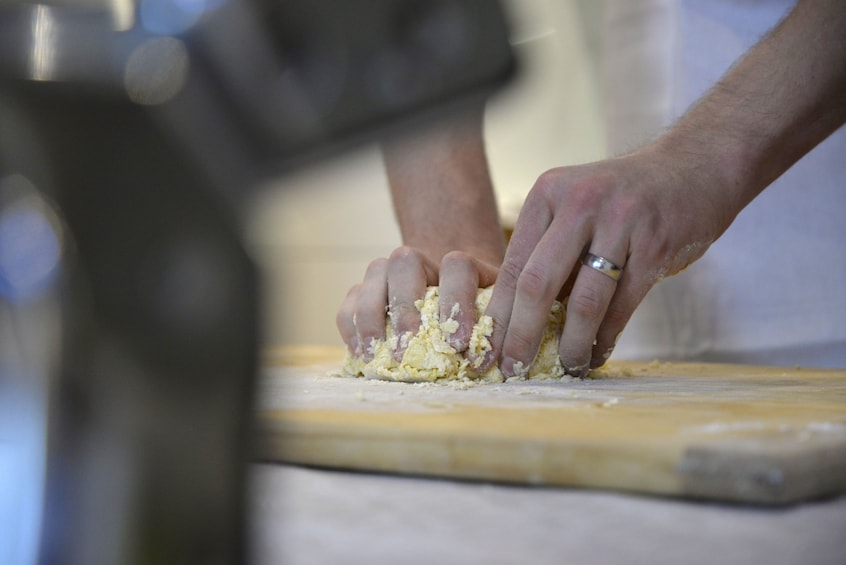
[582,252,623,281]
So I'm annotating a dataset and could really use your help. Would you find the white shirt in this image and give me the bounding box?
[604,0,846,367]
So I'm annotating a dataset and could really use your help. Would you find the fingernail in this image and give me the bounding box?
[360,337,376,362]
[468,348,493,372]
[564,362,589,379]
[392,331,412,362]
[447,328,470,353]
[503,356,529,379]
[591,348,613,369]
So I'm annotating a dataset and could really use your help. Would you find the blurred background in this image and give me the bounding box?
[0,1,603,562]
[245,0,607,349]
[0,1,523,562]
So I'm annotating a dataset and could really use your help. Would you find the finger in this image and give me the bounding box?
[437,251,480,352]
[558,246,628,377]
[354,257,389,360]
[590,256,655,369]
[387,246,437,360]
[480,197,553,371]
[499,221,589,378]
[437,251,499,353]
[336,284,361,353]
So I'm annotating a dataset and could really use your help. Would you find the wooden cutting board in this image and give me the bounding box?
[255,346,846,505]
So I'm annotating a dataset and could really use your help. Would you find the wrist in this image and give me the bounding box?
[647,126,761,220]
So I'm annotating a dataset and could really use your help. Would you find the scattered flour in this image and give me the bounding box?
[342,286,568,383]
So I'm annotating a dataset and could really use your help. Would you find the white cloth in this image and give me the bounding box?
[604,0,846,367]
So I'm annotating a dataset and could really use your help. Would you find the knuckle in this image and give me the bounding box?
[440,250,474,271]
[534,168,591,198]
[338,284,360,310]
[532,169,564,198]
[364,257,388,278]
[602,302,630,328]
[516,266,550,303]
[355,306,386,337]
[567,287,606,320]
[606,192,640,227]
[343,282,362,300]
[335,308,351,332]
[390,302,420,331]
[603,306,629,328]
[497,258,523,291]
[503,326,538,361]
[388,245,421,265]
[336,285,360,331]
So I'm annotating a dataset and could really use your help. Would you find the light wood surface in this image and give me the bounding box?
[256,346,846,505]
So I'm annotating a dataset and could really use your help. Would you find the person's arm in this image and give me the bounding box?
[484,0,846,377]
[384,107,505,267]
[660,0,846,213]
[336,108,504,359]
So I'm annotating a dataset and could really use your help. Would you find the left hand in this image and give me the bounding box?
[336,245,500,362]
[480,144,738,377]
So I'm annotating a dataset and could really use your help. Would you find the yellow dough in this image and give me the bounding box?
[342,286,569,383]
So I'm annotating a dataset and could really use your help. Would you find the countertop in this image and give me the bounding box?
[250,463,846,565]
[251,346,846,564]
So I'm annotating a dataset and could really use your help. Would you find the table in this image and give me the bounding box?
[250,464,846,565]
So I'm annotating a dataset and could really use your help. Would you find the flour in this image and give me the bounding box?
[342,286,569,383]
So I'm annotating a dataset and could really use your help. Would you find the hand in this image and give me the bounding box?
[481,0,846,377]
[482,144,739,378]
[336,246,499,362]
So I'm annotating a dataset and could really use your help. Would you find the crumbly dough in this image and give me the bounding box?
[342,286,568,383]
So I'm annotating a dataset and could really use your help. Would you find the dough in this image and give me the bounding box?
[342,286,569,383]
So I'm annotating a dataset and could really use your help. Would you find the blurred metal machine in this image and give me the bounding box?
[0,1,514,563]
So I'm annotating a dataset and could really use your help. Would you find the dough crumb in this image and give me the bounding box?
[341,286,567,383]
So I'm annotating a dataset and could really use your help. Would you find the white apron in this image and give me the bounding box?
[604,0,846,367]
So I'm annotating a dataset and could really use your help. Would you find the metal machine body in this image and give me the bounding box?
[0,1,514,563]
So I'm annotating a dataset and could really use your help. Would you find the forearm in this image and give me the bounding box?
[382,107,506,268]
[654,0,846,214]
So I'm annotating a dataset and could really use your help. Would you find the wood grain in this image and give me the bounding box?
[256,346,846,505]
